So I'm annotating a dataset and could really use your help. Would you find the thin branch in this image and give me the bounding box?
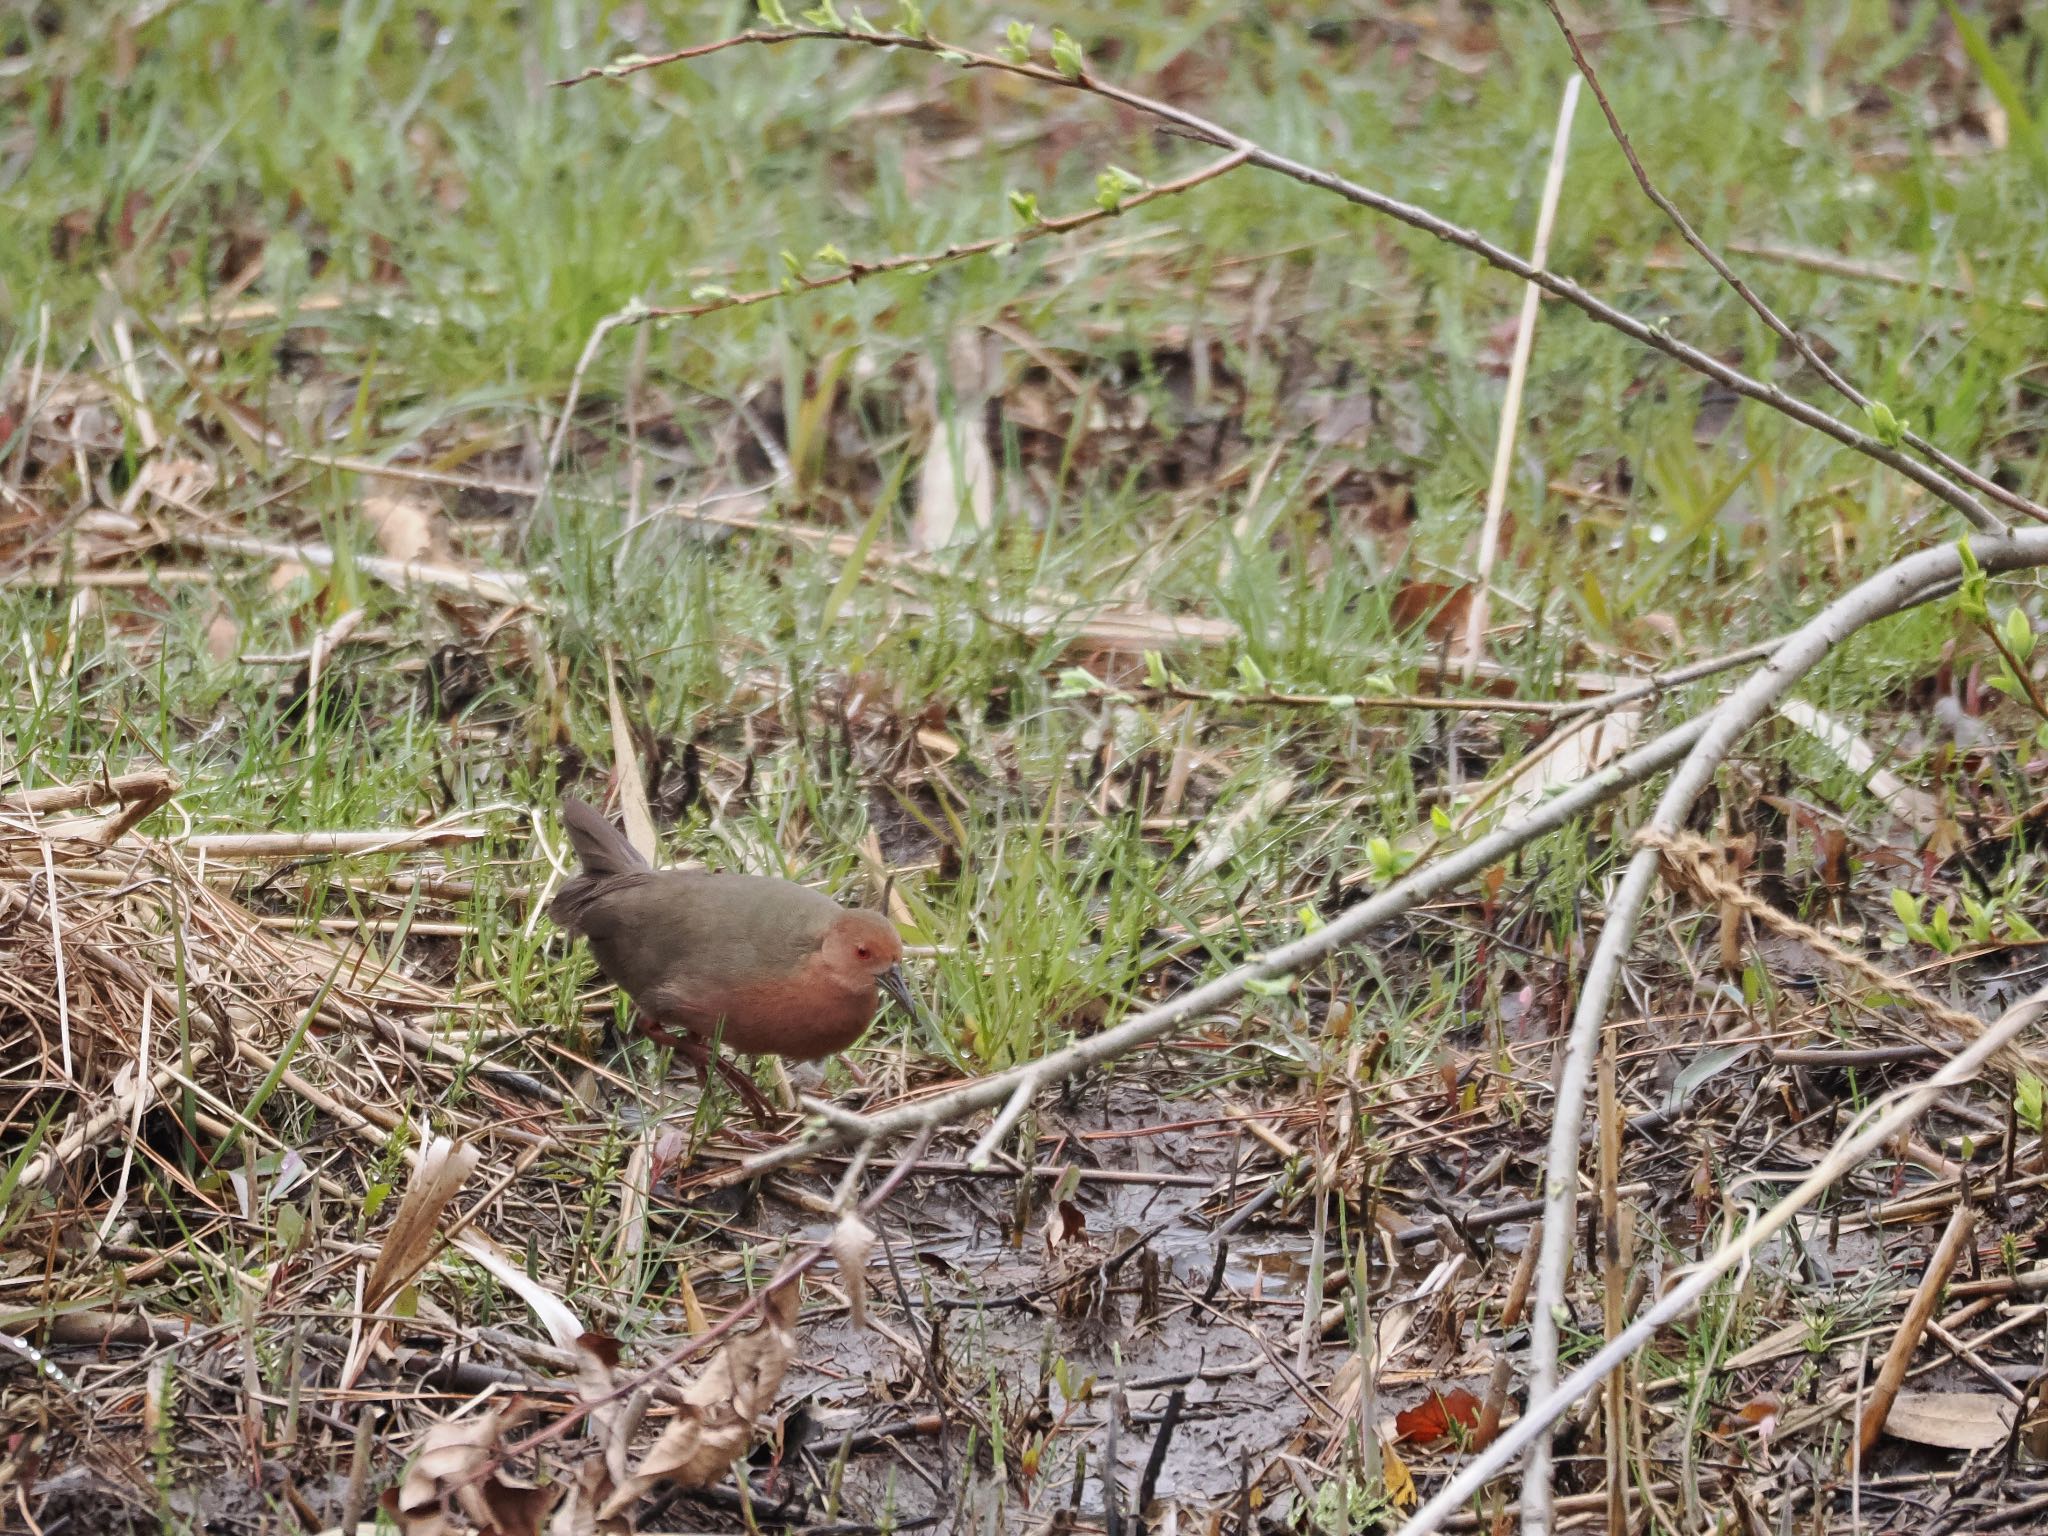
[1540,0,2042,526]
[1508,526,2048,1536]
[539,145,1251,483]
[561,24,2011,533]
[1462,74,1582,678]
[728,710,1718,1187]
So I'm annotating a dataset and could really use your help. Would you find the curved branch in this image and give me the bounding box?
[728,710,1714,1186]
[1398,979,2048,1536]
[1492,527,2048,1536]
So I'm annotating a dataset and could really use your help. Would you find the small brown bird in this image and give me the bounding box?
[549,797,918,1113]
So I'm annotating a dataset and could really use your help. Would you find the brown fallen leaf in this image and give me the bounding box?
[598,1283,802,1515]
[202,601,241,664]
[547,1452,631,1536]
[1389,580,1474,644]
[363,490,448,566]
[1879,1390,2017,1452]
[391,1403,550,1536]
[830,1213,878,1331]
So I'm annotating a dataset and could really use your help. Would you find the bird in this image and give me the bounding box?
[548,796,919,1117]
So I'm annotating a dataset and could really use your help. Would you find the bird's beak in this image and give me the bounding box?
[880,964,928,1028]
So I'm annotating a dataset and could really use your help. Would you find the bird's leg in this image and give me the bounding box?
[709,1049,780,1125]
[837,1054,873,1091]
[636,1014,779,1124]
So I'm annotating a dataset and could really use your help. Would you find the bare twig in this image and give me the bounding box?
[540,145,1251,484]
[563,23,2012,532]
[1858,1201,1975,1454]
[1722,239,2047,315]
[1462,74,1581,678]
[731,710,1717,1185]
[1541,0,2041,526]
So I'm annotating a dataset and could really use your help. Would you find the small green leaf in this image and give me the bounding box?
[893,0,924,32]
[799,0,846,28]
[847,8,878,32]
[936,48,969,64]
[688,284,732,303]
[2018,1073,2046,1135]
[1243,975,1296,997]
[1053,667,1103,698]
[1431,804,1453,834]
[1891,886,1921,931]
[2006,605,2035,661]
[1235,653,1270,691]
[758,0,793,23]
[1143,650,1168,689]
[1930,900,1954,952]
[1864,399,1904,449]
[1095,164,1146,211]
[813,243,851,267]
[781,249,804,275]
[999,19,1033,61]
[2009,911,2043,943]
[1050,26,1084,78]
[1008,188,1041,225]
[1297,905,1324,933]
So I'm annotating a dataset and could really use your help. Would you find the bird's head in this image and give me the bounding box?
[822,909,923,1022]
[823,908,904,980]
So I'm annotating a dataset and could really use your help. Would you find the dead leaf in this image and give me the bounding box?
[1393,1387,1483,1446]
[1043,1199,1087,1253]
[392,1404,547,1536]
[598,1283,801,1513]
[1187,772,1297,880]
[1404,710,1642,860]
[202,603,241,665]
[1389,581,1474,644]
[912,409,994,552]
[1879,1390,2017,1451]
[453,1230,587,1351]
[910,335,995,552]
[361,491,446,565]
[1818,828,1849,892]
[1379,1438,1417,1510]
[830,1213,878,1331]
[548,1453,631,1536]
[362,1135,480,1314]
[604,662,658,865]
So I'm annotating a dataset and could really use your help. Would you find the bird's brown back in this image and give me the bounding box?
[554,867,843,1021]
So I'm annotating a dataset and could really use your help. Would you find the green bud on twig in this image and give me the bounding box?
[1050,27,1084,78]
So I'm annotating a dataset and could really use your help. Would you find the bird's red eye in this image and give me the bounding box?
[855,944,871,961]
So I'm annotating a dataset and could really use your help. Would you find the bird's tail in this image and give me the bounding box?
[550,797,651,935]
[560,796,650,878]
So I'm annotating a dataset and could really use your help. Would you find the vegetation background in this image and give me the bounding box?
[4,1,2048,1531]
